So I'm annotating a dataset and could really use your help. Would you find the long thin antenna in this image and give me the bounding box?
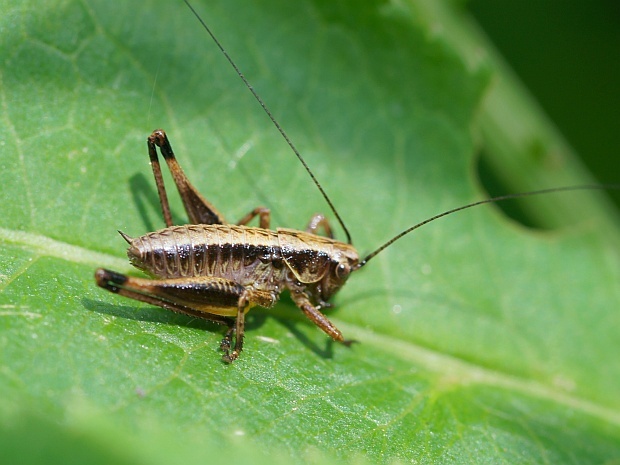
[356,184,620,268]
[184,0,352,244]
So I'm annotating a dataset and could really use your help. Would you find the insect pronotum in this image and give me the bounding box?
[95,1,619,363]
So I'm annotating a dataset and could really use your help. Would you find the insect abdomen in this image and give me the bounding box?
[127,225,284,287]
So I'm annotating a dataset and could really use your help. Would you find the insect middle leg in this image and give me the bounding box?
[305,213,334,238]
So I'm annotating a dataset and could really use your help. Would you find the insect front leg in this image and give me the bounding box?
[290,290,354,347]
[148,129,227,226]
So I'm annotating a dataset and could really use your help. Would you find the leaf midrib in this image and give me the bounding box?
[0,227,129,272]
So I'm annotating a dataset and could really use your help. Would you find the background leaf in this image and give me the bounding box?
[469,0,620,210]
[1,0,619,464]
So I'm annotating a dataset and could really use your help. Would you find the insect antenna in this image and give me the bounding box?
[183,0,352,244]
[356,184,620,269]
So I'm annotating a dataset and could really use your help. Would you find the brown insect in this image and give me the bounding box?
[95,2,618,363]
[96,129,359,363]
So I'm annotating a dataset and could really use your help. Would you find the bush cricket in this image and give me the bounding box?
[95,1,619,363]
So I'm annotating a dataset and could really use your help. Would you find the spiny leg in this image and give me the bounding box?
[148,129,227,226]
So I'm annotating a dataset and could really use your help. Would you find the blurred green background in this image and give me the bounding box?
[468,0,620,209]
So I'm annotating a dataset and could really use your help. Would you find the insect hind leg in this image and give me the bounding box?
[95,269,279,363]
[221,295,248,363]
[148,129,227,226]
[220,326,234,355]
[95,268,234,324]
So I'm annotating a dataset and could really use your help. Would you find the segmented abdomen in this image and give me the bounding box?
[127,224,285,289]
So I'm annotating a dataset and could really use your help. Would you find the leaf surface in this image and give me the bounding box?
[1,0,619,463]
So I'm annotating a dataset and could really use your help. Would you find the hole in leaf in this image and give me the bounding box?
[476,150,552,231]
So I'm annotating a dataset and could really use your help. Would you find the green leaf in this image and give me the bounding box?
[1,0,619,464]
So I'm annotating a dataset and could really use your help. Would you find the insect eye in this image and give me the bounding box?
[336,262,350,279]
